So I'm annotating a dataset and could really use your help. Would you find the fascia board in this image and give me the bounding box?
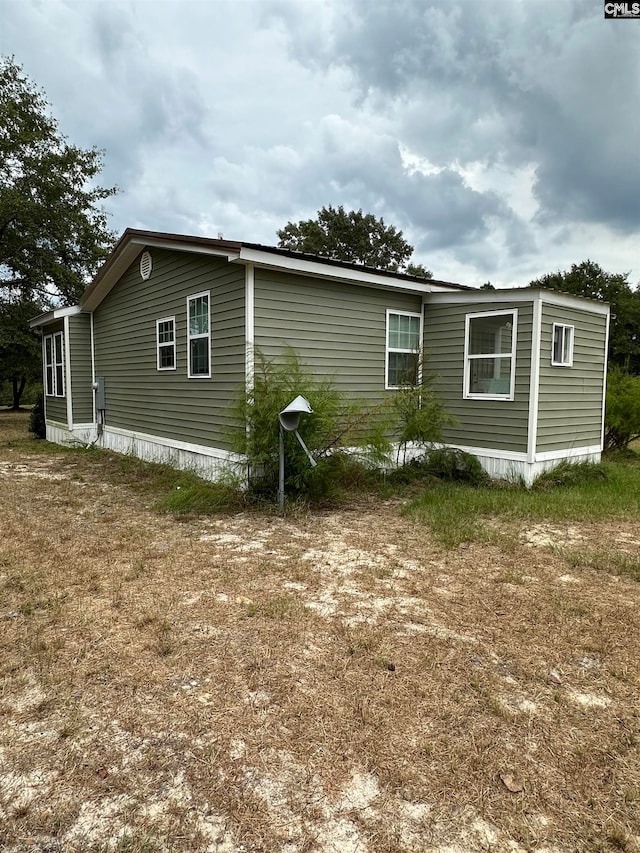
[236,246,455,295]
[426,287,609,315]
[29,305,84,328]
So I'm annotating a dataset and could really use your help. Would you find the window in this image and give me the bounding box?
[156,317,176,370]
[187,292,210,377]
[386,310,422,388]
[464,310,517,399]
[552,323,574,367]
[44,331,65,397]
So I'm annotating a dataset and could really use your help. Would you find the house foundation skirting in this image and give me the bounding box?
[46,422,96,446]
[444,443,602,486]
[46,421,246,483]
[44,422,601,489]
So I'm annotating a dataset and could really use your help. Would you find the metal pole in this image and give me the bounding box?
[278,424,285,512]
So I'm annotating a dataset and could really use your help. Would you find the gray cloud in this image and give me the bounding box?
[1,0,639,287]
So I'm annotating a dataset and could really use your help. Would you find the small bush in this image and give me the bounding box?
[423,447,490,485]
[28,392,46,439]
[531,460,608,490]
[231,348,390,503]
[605,368,640,451]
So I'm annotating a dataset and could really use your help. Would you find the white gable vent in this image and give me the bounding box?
[140,250,153,281]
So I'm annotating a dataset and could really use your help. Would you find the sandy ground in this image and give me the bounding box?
[0,428,639,852]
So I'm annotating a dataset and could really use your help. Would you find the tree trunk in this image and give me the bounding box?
[10,375,27,410]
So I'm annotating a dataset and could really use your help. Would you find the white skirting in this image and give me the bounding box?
[44,421,601,488]
[45,421,246,483]
[444,443,602,486]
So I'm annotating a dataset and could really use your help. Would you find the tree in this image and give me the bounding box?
[0,56,117,307]
[529,260,640,373]
[0,298,42,408]
[277,205,432,277]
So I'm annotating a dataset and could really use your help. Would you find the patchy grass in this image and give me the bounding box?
[406,460,640,548]
[1,410,640,852]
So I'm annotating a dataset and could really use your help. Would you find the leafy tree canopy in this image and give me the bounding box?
[0,298,42,408]
[277,205,432,277]
[529,260,640,374]
[0,56,117,307]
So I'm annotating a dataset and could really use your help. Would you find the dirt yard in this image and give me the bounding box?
[1,412,639,852]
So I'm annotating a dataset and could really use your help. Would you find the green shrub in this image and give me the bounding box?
[28,392,46,439]
[605,368,640,451]
[230,348,390,502]
[390,373,457,465]
[531,460,608,490]
[419,447,490,485]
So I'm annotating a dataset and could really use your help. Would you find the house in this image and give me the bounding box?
[30,229,610,485]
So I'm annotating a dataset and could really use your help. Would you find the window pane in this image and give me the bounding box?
[469,315,513,355]
[158,320,174,344]
[190,337,209,375]
[54,334,64,362]
[189,296,209,335]
[159,345,175,369]
[388,313,420,350]
[553,326,563,362]
[45,337,53,366]
[55,365,64,396]
[46,366,54,396]
[468,357,511,395]
[388,352,418,387]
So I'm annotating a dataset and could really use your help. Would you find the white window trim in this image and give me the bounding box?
[385,309,423,390]
[187,291,211,379]
[156,316,176,371]
[463,309,517,401]
[551,323,574,367]
[44,331,65,397]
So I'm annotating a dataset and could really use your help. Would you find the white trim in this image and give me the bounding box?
[601,311,611,449]
[55,305,83,318]
[385,308,423,389]
[527,295,543,463]
[64,316,72,428]
[156,316,177,371]
[551,323,574,367]
[463,309,517,401]
[132,235,240,261]
[90,312,96,424]
[534,444,602,462]
[237,246,450,295]
[187,291,211,379]
[427,288,610,315]
[245,264,255,389]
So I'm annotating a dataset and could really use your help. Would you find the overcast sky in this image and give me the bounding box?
[1,0,639,287]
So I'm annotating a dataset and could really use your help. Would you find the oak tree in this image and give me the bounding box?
[277,205,432,277]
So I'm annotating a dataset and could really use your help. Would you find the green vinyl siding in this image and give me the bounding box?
[68,314,93,424]
[536,303,607,452]
[93,248,245,450]
[424,300,533,453]
[254,269,423,404]
[43,319,67,424]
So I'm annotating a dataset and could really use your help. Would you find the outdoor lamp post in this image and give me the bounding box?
[278,395,316,511]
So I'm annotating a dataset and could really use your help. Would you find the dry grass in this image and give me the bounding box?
[1,410,639,852]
